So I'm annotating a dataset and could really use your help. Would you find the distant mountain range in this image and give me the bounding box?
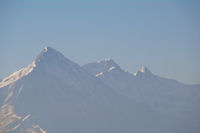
[0,47,200,133]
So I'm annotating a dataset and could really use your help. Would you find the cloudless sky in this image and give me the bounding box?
[0,0,200,84]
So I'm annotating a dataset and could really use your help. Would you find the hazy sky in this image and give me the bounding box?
[0,0,200,84]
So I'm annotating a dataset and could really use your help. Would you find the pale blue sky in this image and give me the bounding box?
[0,0,200,84]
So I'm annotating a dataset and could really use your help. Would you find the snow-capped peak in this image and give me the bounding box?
[140,66,151,73]
[35,46,75,67]
[133,66,152,76]
[0,46,73,88]
[35,46,63,62]
[96,59,120,68]
[0,47,59,88]
[83,59,122,77]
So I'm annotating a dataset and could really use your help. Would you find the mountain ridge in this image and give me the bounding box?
[1,46,199,87]
[0,47,200,133]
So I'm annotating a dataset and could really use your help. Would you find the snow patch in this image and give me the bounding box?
[25,125,46,133]
[140,66,146,73]
[133,72,137,76]
[108,66,115,72]
[0,104,22,132]
[4,91,14,103]
[96,72,103,77]
[43,47,48,53]
[0,62,36,88]
[22,114,31,122]
[140,66,151,73]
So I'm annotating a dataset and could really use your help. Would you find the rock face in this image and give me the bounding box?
[0,47,200,133]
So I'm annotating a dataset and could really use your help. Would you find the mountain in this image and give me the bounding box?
[0,47,200,133]
[0,47,135,133]
[0,47,140,133]
[83,59,200,129]
[83,60,200,111]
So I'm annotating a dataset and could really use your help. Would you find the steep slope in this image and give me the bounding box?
[0,47,136,133]
[1,48,200,133]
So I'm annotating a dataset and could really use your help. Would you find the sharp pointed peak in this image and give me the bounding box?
[133,66,152,76]
[35,46,66,63]
[41,46,59,54]
[140,66,151,73]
